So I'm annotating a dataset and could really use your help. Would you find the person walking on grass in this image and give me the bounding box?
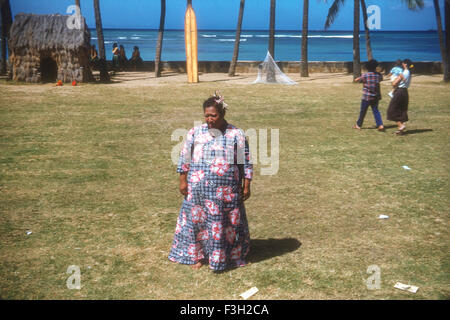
[387,59,413,135]
[353,59,384,131]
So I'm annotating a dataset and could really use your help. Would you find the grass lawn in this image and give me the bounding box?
[0,73,449,299]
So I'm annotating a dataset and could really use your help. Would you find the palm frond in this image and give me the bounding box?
[401,0,425,11]
[324,0,346,30]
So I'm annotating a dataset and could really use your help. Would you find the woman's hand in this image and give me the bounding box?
[242,186,251,202]
[241,179,251,202]
[179,173,188,196]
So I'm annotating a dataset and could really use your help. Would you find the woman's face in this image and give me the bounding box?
[204,106,224,129]
[402,62,408,69]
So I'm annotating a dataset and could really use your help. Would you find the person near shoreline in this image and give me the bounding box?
[129,46,143,70]
[119,45,128,70]
[90,44,99,70]
[168,93,253,272]
[112,43,120,70]
[387,59,413,134]
[353,59,384,131]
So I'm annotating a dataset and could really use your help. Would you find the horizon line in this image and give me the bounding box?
[89,28,439,32]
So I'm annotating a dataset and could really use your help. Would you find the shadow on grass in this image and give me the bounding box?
[362,124,397,130]
[401,129,433,135]
[247,238,301,264]
[212,238,301,274]
[206,76,248,83]
[300,73,349,81]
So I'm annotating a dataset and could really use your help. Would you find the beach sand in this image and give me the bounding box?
[101,71,446,87]
[1,71,444,90]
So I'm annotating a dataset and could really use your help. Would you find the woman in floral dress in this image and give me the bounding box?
[169,94,253,271]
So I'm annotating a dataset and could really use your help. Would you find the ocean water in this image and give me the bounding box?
[91,29,441,62]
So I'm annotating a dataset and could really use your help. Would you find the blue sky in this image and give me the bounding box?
[10,0,442,31]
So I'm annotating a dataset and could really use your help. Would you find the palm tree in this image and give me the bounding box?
[155,0,166,77]
[301,0,309,77]
[324,0,345,30]
[267,0,276,82]
[325,0,426,78]
[433,0,446,76]
[360,0,372,61]
[228,0,245,77]
[0,0,12,76]
[93,0,109,82]
[324,0,361,78]
[445,0,450,82]
[401,0,424,10]
[352,0,361,79]
[75,0,81,11]
[268,0,276,58]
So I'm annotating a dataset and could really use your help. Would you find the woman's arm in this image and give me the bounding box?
[176,128,195,195]
[242,178,251,201]
[241,134,253,202]
[179,172,188,196]
[392,73,405,87]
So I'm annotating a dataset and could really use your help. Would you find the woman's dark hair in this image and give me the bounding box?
[403,59,413,67]
[203,96,226,117]
[365,59,378,72]
[402,59,414,73]
[113,43,118,48]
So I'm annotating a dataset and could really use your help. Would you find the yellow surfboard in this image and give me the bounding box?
[185,3,199,83]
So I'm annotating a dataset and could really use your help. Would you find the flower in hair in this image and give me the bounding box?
[214,90,229,110]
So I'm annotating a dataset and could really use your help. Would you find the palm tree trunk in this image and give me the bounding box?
[433,0,445,64]
[353,0,361,79]
[433,0,445,76]
[93,0,106,60]
[1,0,12,75]
[301,0,309,77]
[1,2,7,76]
[93,0,109,82]
[268,0,276,58]
[360,0,373,60]
[1,33,5,75]
[155,0,166,77]
[267,0,276,82]
[75,0,81,11]
[445,0,450,82]
[0,0,12,75]
[229,0,245,77]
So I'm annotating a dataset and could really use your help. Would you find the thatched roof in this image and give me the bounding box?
[9,13,90,51]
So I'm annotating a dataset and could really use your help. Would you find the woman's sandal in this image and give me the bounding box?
[394,125,406,135]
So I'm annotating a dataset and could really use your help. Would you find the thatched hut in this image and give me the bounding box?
[8,13,93,83]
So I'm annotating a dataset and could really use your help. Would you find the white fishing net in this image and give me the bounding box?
[252,51,296,85]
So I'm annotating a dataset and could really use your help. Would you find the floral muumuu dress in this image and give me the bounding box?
[169,123,253,271]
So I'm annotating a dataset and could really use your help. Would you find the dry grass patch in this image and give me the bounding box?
[0,73,449,299]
